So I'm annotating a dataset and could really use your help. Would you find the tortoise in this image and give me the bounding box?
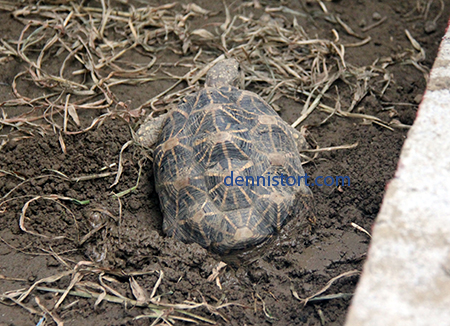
[137,58,313,254]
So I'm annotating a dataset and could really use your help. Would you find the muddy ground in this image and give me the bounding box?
[0,0,449,325]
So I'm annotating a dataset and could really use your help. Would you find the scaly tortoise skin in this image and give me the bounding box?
[138,59,313,254]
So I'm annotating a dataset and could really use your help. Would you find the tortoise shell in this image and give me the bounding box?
[152,60,312,254]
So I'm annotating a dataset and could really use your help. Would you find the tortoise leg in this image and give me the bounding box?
[136,113,168,148]
[289,126,308,152]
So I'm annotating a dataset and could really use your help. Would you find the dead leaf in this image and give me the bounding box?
[130,276,148,304]
[191,29,215,40]
[68,104,80,126]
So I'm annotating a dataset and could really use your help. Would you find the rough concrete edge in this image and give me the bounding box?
[344,19,450,326]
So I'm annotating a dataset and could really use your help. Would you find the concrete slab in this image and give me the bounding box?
[345,21,450,326]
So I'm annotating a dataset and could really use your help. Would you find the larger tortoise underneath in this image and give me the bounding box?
[138,59,313,254]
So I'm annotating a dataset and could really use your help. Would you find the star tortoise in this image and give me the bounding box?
[138,59,313,254]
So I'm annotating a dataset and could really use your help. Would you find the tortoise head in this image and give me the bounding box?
[205,59,240,88]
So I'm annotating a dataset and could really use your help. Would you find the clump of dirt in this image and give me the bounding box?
[1,0,449,325]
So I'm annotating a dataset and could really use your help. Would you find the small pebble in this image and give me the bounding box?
[372,12,382,21]
[414,94,423,104]
[260,14,271,24]
[129,199,142,211]
[359,18,367,28]
[47,258,60,267]
[89,211,103,228]
[424,21,437,34]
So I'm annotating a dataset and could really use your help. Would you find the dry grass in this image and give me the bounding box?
[0,0,426,147]
[1,259,240,325]
[290,269,360,305]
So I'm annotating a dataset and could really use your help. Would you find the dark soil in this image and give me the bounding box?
[1,1,449,325]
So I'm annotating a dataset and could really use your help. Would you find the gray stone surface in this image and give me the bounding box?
[345,21,450,326]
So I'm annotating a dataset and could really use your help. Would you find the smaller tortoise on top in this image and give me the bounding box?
[138,59,313,254]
